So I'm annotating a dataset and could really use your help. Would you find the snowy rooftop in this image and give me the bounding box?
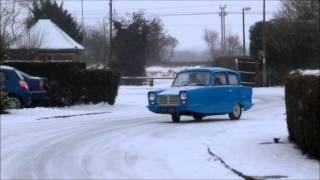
[11,19,83,50]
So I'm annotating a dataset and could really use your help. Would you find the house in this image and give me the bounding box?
[5,19,83,62]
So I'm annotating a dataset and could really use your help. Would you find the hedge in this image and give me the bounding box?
[0,86,9,113]
[285,71,320,159]
[2,61,120,106]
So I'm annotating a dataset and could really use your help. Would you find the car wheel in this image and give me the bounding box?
[228,103,242,120]
[7,96,22,109]
[171,114,180,123]
[193,113,203,121]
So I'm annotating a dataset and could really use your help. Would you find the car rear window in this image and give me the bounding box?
[228,73,239,85]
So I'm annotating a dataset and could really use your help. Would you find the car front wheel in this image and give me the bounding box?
[7,96,22,109]
[228,103,242,120]
[171,114,180,123]
[193,113,203,121]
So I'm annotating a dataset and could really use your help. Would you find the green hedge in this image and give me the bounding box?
[285,71,320,159]
[2,61,120,106]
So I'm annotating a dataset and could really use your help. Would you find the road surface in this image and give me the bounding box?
[1,86,319,179]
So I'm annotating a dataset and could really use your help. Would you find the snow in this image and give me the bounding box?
[290,69,320,76]
[11,19,84,50]
[1,81,319,179]
[301,69,320,76]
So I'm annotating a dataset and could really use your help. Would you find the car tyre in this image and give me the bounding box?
[193,113,203,121]
[7,96,22,109]
[171,114,180,123]
[228,103,242,120]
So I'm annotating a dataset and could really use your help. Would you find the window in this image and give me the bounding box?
[0,72,6,81]
[213,72,227,85]
[15,71,24,80]
[228,73,239,85]
[172,72,210,87]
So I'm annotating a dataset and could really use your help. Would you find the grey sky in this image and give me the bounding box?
[59,0,281,50]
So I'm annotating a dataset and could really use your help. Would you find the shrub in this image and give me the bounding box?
[285,70,320,159]
[1,61,120,106]
[0,86,9,113]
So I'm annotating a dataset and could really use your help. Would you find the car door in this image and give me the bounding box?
[227,72,241,110]
[208,72,229,113]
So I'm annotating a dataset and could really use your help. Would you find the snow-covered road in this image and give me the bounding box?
[1,84,319,179]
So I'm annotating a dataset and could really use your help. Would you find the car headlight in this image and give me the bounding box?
[180,92,188,101]
[149,93,156,101]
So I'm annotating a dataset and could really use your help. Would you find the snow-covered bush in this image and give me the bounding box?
[285,70,320,159]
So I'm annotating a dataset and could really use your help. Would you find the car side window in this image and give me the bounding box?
[228,73,239,85]
[213,72,227,86]
[0,72,6,82]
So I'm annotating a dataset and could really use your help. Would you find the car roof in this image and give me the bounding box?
[0,65,15,71]
[180,67,238,74]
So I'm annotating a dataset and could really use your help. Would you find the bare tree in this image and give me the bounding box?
[276,0,319,22]
[203,30,242,60]
[14,29,44,49]
[0,0,25,48]
[84,19,110,66]
[203,29,221,61]
[157,36,178,64]
[225,34,242,56]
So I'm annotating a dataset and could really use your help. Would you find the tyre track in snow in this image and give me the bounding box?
[2,115,163,179]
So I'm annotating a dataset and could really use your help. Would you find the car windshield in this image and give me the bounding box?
[172,71,210,87]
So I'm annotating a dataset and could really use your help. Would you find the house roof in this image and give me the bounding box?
[11,19,84,50]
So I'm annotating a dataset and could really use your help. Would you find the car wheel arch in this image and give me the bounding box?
[8,93,24,104]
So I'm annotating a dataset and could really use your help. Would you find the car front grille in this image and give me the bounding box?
[158,95,180,105]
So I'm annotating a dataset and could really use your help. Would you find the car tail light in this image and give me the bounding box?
[19,81,29,90]
[39,80,45,90]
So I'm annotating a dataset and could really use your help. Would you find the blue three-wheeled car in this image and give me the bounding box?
[147,67,253,122]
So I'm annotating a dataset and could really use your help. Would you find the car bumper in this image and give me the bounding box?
[20,92,32,107]
[31,91,49,104]
[147,104,203,114]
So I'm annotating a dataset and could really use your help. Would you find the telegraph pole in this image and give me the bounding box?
[0,0,3,62]
[81,0,84,45]
[262,0,267,86]
[219,5,227,54]
[108,0,113,69]
[242,7,251,56]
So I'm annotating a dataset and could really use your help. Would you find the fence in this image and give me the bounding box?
[121,77,174,86]
[213,56,258,87]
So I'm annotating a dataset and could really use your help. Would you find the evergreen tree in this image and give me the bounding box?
[27,0,82,43]
[110,13,177,76]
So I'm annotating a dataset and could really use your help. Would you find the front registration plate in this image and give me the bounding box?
[159,107,176,113]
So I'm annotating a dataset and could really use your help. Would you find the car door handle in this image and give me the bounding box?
[228,89,233,93]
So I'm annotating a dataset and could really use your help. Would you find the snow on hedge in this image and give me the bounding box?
[290,69,320,76]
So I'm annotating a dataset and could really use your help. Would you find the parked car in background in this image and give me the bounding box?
[0,66,48,109]
[17,70,49,106]
[147,67,253,122]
